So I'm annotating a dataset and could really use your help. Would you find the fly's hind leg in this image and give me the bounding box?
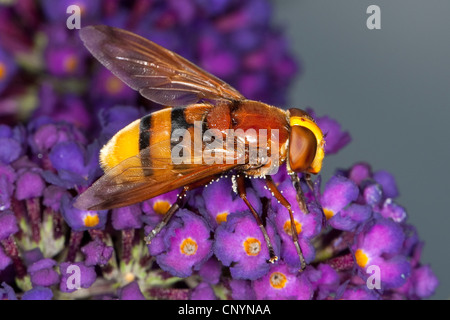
[144,187,188,244]
[236,175,278,263]
[266,176,307,271]
[144,175,222,244]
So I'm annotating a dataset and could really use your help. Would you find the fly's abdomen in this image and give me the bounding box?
[99,119,141,171]
[99,108,173,172]
[99,104,219,172]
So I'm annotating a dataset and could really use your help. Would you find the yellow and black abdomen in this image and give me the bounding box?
[99,104,214,172]
[99,108,173,171]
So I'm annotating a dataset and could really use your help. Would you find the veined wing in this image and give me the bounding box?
[74,140,245,210]
[79,25,245,107]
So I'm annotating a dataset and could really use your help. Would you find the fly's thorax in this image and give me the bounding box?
[229,100,289,176]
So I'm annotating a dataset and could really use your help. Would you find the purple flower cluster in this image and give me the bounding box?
[0,103,438,300]
[0,1,438,300]
[319,163,438,299]
[142,153,437,300]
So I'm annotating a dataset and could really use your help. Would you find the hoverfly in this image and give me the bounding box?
[75,25,325,270]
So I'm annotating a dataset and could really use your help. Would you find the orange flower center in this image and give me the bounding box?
[180,238,198,256]
[243,237,261,256]
[270,272,287,289]
[323,208,335,220]
[355,249,369,268]
[64,55,78,73]
[83,213,99,227]
[106,76,123,94]
[215,212,229,225]
[283,220,302,236]
[153,200,171,215]
[0,62,6,80]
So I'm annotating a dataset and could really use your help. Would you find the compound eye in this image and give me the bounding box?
[289,126,317,172]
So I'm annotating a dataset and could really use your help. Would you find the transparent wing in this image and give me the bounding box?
[79,25,245,106]
[74,139,246,210]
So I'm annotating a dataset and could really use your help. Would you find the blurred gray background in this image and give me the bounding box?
[273,0,450,299]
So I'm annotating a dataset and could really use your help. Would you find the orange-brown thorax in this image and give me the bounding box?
[204,100,289,176]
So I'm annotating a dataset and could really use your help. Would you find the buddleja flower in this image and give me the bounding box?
[0,0,438,301]
[148,209,213,278]
[253,262,313,300]
[352,218,411,289]
[214,211,280,280]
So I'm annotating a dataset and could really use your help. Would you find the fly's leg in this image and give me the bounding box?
[236,175,278,263]
[266,176,307,271]
[144,175,223,244]
[144,187,187,244]
[288,171,309,214]
[303,173,314,192]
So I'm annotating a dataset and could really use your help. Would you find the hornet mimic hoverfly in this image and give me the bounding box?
[75,25,325,270]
